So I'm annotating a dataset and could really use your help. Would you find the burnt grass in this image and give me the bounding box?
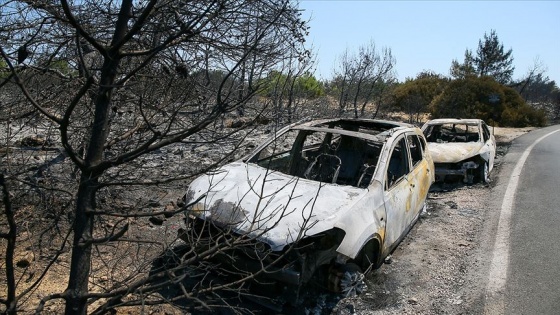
[1,118,516,314]
[142,141,513,314]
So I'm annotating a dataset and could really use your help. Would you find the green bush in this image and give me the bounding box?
[430,76,546,127]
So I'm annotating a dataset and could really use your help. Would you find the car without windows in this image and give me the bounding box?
[179,118,435,299]
[421,118,496,184]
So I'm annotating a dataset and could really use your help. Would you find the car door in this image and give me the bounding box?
[405,133,432,215]
[383,136,415,252]
[481,122,496,170]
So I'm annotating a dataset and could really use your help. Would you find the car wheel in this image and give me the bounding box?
[327,263,366,297]
[478,161,489,183]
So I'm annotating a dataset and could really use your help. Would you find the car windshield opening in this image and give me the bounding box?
[248,130,382,188]
[424,123,480,143]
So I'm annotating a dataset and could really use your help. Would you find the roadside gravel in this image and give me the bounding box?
[320,126,534,315]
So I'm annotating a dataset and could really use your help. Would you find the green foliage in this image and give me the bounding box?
[0,58,8,79]
[295,72,324,98]
[449,30,514,84]
[391,72,448,122]
[476,30,514,84]
[257,70,285,96]
[48,59,75,76]
[501,103,547,127]
[450,49,476,79]
[258,71,324,98]
[430,76,546,127]
[324,75,343,97]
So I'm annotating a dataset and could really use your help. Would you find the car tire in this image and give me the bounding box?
[478,161,489,183]
[327,263,366,297]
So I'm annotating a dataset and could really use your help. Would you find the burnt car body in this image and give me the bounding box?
[421,118,496,184]
[180,118,434,296]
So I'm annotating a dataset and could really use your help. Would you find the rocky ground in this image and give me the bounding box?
[0,124,534,314]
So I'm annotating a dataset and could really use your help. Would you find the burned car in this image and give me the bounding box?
[180,118,434,297]
[421,118,496,184]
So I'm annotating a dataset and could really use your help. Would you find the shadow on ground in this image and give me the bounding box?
[148,245,401,314]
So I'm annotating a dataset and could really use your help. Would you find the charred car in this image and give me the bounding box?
[180,118,434,297]
[421,118,496,184]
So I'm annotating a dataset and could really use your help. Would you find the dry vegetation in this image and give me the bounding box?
[1,2,553,314]
[1,118,535,314]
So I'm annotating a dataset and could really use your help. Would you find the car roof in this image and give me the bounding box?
[424,118,483,125]
[298,118,412,129]
[292,118,416,141]
[243,118,420,163]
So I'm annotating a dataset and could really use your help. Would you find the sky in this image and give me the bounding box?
[299,1,560,84]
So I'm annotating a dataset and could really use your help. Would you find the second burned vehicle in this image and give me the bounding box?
[179,118,434,299]
[421,118,496,184]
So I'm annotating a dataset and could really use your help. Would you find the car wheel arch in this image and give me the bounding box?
[354,234,383,271]
[335,217,385,260]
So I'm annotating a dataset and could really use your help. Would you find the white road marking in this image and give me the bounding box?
[485,129,560,314]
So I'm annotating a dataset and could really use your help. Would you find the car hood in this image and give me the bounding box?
[185,162,369,251]
[427,142,484,163]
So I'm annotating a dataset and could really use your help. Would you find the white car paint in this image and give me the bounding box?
[186,162,369,251]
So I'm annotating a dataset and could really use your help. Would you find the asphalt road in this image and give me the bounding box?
[483,125,560,315]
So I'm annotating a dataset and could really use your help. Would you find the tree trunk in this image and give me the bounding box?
[64,172,98,315]
[360,82,376,117]
[64,2,129,311]
[353,80,362,118]
[1,174,17,315]
[338,75,347,115]
[64,69,117,314]
[372,100,381,119]
[286,76,296,123]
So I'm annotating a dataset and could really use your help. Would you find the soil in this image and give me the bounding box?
[0,125,534,314]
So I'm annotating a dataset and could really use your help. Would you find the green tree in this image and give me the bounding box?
[517,73,557,104]
[259,71,323,99]
[391,71,448,123]
[294,72,324,98]
[450,49,476,79]
[430,76,545,127]
[257,54,320,123]
[475,30,515,84]
[450,30,514,84]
